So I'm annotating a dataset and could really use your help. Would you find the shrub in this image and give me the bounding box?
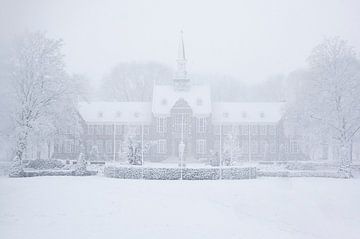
[26,159,64,170]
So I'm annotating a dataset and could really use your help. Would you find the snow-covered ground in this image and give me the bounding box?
[0,176,359,239]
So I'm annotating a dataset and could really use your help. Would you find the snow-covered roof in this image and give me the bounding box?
[78,101,152,124]
[152,85,211,116]
[212,102,285,124]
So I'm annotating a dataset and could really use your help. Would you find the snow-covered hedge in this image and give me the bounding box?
[258,170,347,178]
[143,168,180,180]
[20,169,97,177]
[284,161,339,171]
[222,167,257,179]
[25,159,65,170]
[104,166,257,180]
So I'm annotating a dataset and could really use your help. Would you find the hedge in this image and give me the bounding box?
[258,170,347,178]
[9,169,97,178]
[103,166,257,180]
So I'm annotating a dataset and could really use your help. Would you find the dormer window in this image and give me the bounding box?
[196,98,203,106]
[98,112,103,118]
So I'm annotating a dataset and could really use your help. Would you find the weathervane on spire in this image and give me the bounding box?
[174,30,190,91]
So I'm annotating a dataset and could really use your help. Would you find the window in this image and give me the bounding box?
[196,98,203,106]
[116,111,121,117]
[86,140,94,153]
[268,125,276,135]
[197,118,207,133]
[54,140,61,153]
[105,140,113,154]
[269,143,276,153]
[290,140,300,154]
[96,140,103,153]
[251,141,258,154]
[196,139,206,154]
[64,140,72,153]
[242,125,249,135]
[161,99,167,105]
[98,112,103,118]
[115,125,123,135]
[251,125,258,135]
[242,112,247,118]
[115,140,122,153]
[95,125,103,135]
[105,125,113,135]
[222,112,229,118]
[143,126,150,135]
[223,125,232,134]
[157,117,167,133]
[126,126,139,136]
[65,126,72,135]
[259,125,267,135]
[260,112,265,118]
[157,140,166,154]
[88,125,95,135]
[241,140,249,153]
[259,141,266,153]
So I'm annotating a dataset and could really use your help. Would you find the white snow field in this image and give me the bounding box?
[0,177,359,239]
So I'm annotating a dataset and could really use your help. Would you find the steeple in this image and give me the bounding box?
[177,30,186,61]
[174,30,190,91]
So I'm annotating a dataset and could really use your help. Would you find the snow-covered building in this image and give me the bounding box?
[53,33,304,162]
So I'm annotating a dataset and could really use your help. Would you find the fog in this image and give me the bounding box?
[1,0,359,86]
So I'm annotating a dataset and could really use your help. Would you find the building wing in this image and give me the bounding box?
[78,101,152,125]
[212,102,285,124]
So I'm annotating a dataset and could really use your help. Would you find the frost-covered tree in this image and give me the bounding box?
[289,37,360,175]
[222,132,241,166]
[126,140,142,165]
[75,145,87,176]
[8,32,77,175]
[101,62,172,101]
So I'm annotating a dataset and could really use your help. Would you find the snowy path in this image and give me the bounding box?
[0,176,359,239]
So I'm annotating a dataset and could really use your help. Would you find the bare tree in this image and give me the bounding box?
[101,62,172,101]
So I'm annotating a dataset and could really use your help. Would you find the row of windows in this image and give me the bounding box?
[84,123,276,136]
[215,125,277,136]
[87,125,150,136]
[156,117,208,134]
[215,140,300,154]
[155,139,207,154]
[54,140,77,154]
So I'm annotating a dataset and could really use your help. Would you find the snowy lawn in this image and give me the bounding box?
[0,176,359,239]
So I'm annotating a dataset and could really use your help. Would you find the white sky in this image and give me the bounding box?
[1,0,359,86]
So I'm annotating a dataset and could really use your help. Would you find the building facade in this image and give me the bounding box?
[53,33,304,163]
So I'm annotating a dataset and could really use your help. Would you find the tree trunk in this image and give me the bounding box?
[339,139,352,178]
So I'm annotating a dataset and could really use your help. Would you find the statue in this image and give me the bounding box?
[178,140,185,167]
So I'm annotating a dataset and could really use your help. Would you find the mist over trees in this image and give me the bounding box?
[100,62,172,101]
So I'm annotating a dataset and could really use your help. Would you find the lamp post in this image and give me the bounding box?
[219,124,222,179]
[179,114,185,180]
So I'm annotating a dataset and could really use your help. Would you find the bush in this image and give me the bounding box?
[104,166,257,180]
[26,159,64,170]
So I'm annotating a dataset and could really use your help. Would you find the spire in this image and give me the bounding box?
[174,30,190,91]
[177,30,186,61]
